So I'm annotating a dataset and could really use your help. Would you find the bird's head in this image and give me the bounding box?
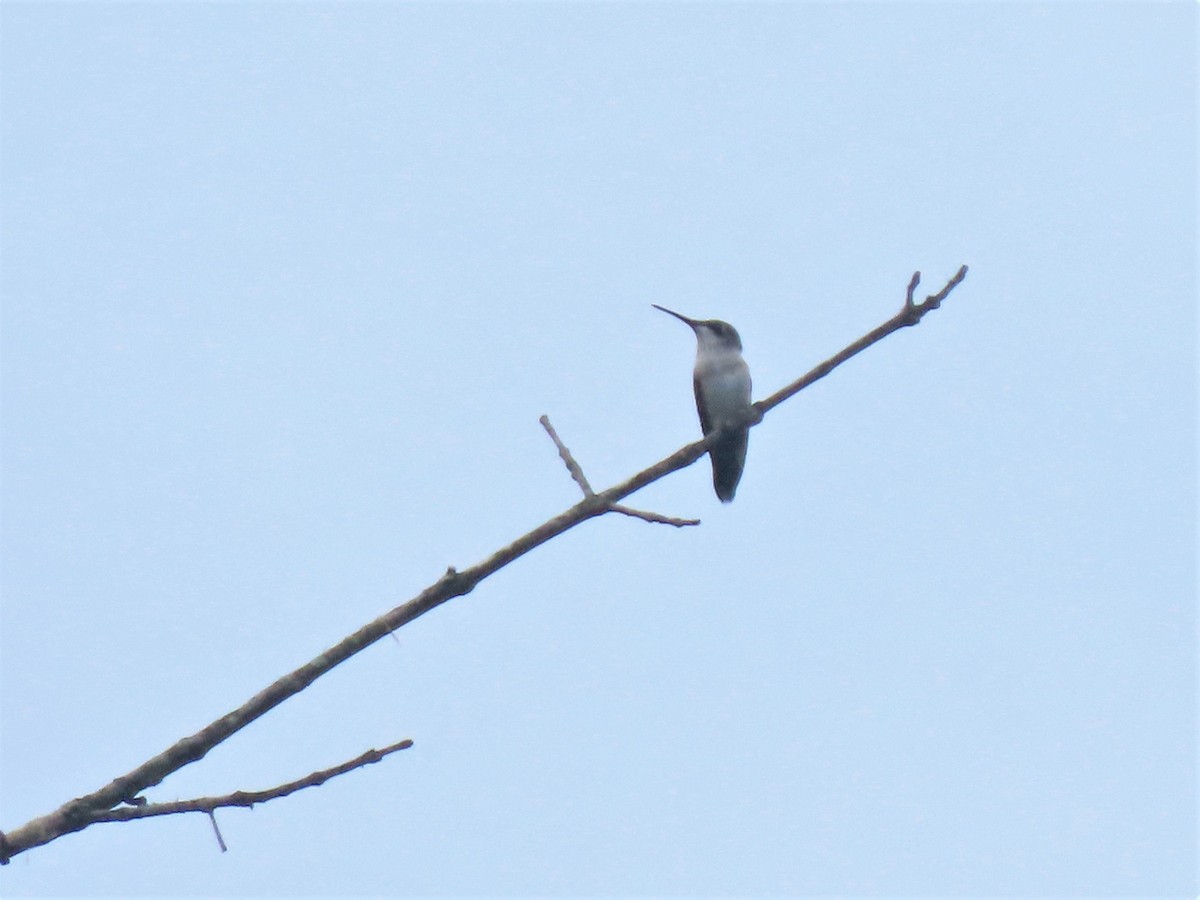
[652,304,743,352]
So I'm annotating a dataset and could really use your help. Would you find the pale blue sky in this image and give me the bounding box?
[1,2,1195,896]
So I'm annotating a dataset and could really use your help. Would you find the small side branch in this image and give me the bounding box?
[538,415,594,496]
[92,740,414,825]
[207,811,227,853]
[610,504,699,527]
[539,415,698,527]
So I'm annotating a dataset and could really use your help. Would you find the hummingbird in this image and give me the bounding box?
[652,304,753,503]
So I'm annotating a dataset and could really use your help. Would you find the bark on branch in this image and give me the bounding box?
[0,267,968,863]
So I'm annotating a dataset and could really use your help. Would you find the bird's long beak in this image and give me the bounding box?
[651,304,699,329]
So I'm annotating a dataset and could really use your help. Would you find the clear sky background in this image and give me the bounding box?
[1,3,1195,897]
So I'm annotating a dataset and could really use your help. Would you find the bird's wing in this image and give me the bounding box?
[693,373,714,436]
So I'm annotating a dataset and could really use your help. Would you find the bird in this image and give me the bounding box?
[652,304,753,502]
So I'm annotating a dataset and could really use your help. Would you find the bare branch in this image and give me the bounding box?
[0,267,968,863]
[93,740,414,825]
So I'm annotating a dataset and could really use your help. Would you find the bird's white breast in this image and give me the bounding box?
[695,347,752,426]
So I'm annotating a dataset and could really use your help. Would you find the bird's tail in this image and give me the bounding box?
[709,429,748,503]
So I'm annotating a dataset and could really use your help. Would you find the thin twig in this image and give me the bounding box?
[905,270,921,309]
[610,505,700,527]
[538,415,594,496]
[0,267,968,864]
[207,811,227,853]
[93,740,415,824]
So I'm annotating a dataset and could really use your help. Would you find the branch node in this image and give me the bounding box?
[440,565,476,596]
